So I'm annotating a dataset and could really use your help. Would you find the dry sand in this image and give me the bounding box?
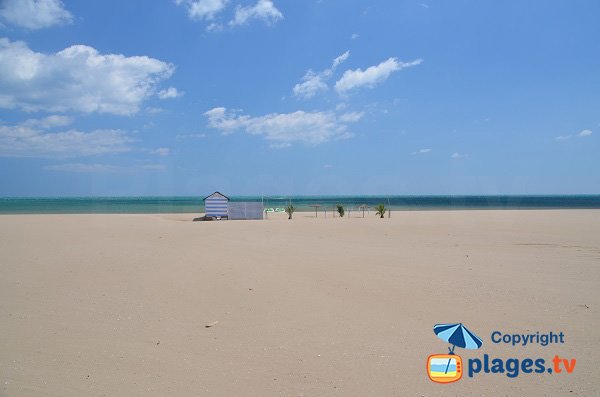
[1,210,599,396]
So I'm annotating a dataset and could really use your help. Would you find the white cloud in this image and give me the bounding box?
[0,38,174,115]
[293,50,350,99]
[578,129,592,137]
[230,0,283,26]
[43,163,122,173]
[420,3,430,8]
[158,87,184,99]
[0,118,132,158]
[555,129,593,141]
[43,162,166,173]
[292,70,328,99]
[0,0,72,30]
[351,33,359,40]
[151,147,170,156]
[204,107,359,146]
[176,0,280,30]
[175,0,228,20]
[138,164,166,170]
[268,142,291,149]
[451,152,467,159]
[206,22,223,32]
[411,148,432,155]
[20,115,73,129]
[338,111,364,123]
[335,57,422,93]
[176,133,207,140]
[331,50,350,69]
[145,107,164,114]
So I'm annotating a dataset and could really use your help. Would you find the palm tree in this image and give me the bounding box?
[336,204,345,217]
[285,204,296,220]
[375,204,386,218]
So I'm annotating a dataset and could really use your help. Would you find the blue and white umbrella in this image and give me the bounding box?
[433,323,483,375]
[433,323,483,354]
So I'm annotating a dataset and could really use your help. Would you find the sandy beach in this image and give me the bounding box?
[0,210,599,396]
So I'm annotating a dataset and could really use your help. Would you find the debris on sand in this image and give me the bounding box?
[205,321,219,328]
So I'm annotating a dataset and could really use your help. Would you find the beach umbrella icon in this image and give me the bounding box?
[433,323,482,375]
[433,323,483,354]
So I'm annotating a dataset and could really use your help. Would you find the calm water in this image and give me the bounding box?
[0,195,599,214]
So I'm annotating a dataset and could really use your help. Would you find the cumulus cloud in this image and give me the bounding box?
[331,51,350,69]
[138,164,166,170]
[206,22,223,32]
[292,71,329,99]
[43,163,122,173]
[204,107,360,146]
[335,57,422,93]
[175,0,228,20]
[230,0,283,26]
[338,111,364,123]
[158,87,184,99]
[0,38,174,115]
[554,135,571,141]
[145,107,164,114]
[293,50,350,99]
[20,115,73,129]
[578,129,592,137]
[176,133,207,140]
[151,147,170,156]
[0,0,72,30]
[555,129,593,141]
[411,148,432,155]
[0,117,132,157]
[43,162,166,173]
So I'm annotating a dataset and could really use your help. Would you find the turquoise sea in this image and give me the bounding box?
[0,195,599,214]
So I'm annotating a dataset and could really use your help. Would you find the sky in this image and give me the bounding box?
[0,0,598,196]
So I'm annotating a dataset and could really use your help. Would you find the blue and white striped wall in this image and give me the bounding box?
[204,192,229,217]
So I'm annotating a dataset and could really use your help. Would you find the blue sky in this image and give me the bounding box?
[0,0,598,196]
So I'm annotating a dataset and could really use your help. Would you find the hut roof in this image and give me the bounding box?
[203,191,230,201]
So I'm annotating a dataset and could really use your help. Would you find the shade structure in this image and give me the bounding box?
[309,204,321,217]
[433,323,483,351]
[228,202,264,220]
[358,204,369,217]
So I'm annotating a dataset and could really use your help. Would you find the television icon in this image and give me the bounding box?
[427,354,462,383]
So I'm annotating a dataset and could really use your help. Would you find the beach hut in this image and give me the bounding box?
[203,191,229,219]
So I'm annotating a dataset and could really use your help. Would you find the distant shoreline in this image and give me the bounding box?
[1,209,599,217]
[1,195,600,214]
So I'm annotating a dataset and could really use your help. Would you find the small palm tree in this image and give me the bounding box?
[285,204,296,220]
[336,204,345,217]
[375,204,386,218]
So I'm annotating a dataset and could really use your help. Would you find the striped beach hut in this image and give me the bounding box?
[203,191,229,219]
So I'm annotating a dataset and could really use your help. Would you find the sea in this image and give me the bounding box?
[0,195,599,214]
